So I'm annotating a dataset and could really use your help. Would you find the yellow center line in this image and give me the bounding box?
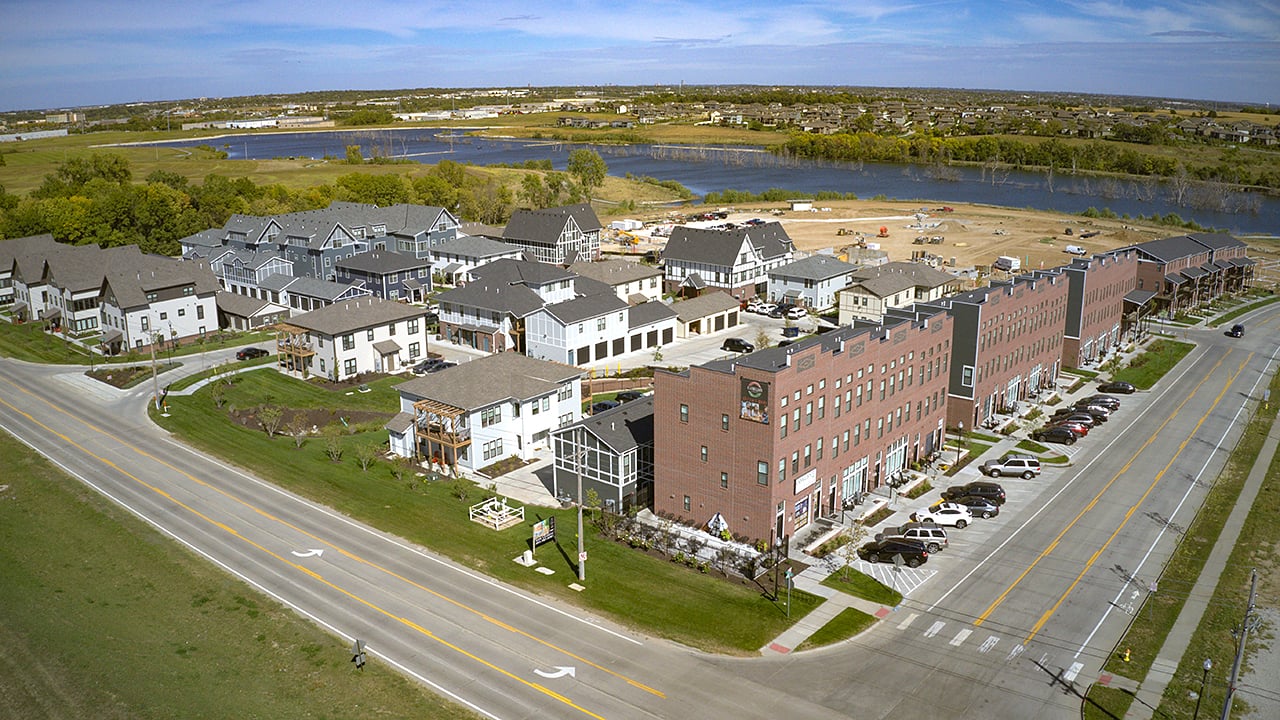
[0,386,635,717]
[974,350,1233,627]
[1021,353,1247,644]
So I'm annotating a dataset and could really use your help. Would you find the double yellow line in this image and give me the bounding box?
[0,377,664,718]
[974,350,1245,644]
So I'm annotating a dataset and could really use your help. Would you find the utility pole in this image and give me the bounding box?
[575,433,586,582]
[1219,569,1259,720]
[149,330,161,410]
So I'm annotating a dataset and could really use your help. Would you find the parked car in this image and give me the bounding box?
[590,400,621,414]
[236,347,269,360]
[753,303,776,315]
[874,522,948,552]
[1032,426,1078,445]
[942,481,1007,505]
[721,337,755,353]
[615,390,645,403]
[1082,394,1123,409]
[1046,420,1089,437]
[948,495,1001,519]
[412,358,444,374]
[1050,411,1097,428]
[857,538,930,567]
[1095,381,1135,395]
[1071,404,1111,421]
[1226,324,1244,338]
[912,504,972,529]
[785,306,807,320]
[980,454,1041,478]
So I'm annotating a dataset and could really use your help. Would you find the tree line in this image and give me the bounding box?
[0,149,611,253]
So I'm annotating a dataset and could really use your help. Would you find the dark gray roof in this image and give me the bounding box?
[222,248,289,270]
[179,229,226,249]
[285,276,370,301]
[436,277,545,317]
[103,258,219,310]
[1163,273,1187,285]
[568,259,662,286]
[471,258,577,287]
[770,255,858,281]
[1186,232,1246,252]
[215,290,274,316]
[670,291,740,322]
[661,222,793,266]
[286,296,426,336]
[335,250,429,274]
[432,234,519,259]
[0,234,59,276]
[1124,290,1158,305]
[384,411,415,433]
[847,274,916,296]
[628,300,678,329]
[394,352,582,410]
[544,292,629,325]
[1126,235,1212,263]
[503,204,601,244]
[259,273,298,292]
[46,245,143,293]
[1180,266,1207,280]
[562,396,654,454]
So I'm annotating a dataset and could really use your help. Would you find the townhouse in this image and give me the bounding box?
[654,309,952,543]
[1061,250,1137,366]
[552,397,655,512]
[387,352,584,475]
[334,250,433,303]
[568,259,664,305]
[661,223,795,300]
[1122,233,1252,317]
[837,261,959,324]
[276,296,431,381]
[0,234,60,308]
[502,204,602,265]
[98,259,220,354]
[916,270,1069,429]
[430,234,524,286]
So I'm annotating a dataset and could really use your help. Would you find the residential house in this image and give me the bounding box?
[1061,250,1138,366]
[436,259,576,354]
[29,244,143,334]
[276,297,430,381]
[552,397,655,512]
[767,255,859,309]
[1,233,61,309]
[1122,233,1251,317]
[334,250,433,303]
[211,248,294,299]
[98,258,220,355]
[386,352,584,475]
[215,291,288,332]
[838,261,959,324]
[661,223,795,300]
[569,259,664,305]
[265,275,372,315]
[653,308,952,544]
[502,204,602,265]
[429,234,524,287]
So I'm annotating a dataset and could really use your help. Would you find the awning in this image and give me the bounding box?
[1180,266,1206,280]
[403,277,422,290]
[627,292,649,305]
[680,273,706,289]
[373,339,402,355]
[783,289,802,298]
[1123,290,1157,306]
[1163,273,1187,285]
[41,307,61,319]
[99,328,123,344]
[441,263,463,274]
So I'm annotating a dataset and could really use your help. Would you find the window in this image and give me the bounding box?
[481,407,502,427]
[805,402,812,425]
[721,472,729,489]
[159,312,168,321]
[816,438,823,460]
[597,317,607,331]
[367,329,375,341]
[140,316,149,331]
[683,495,691,511]
[803,445,812,467]
[722,414,730,431]
[558,384,572,401]
[342,334,354,350]
[843,430,850,452]
[177,308,185,317]
[962,366,974,387]
[197,306,204,320]
[757,461,769,485]
[701,446,708,462]
[679,404,688,423]
[388,322,396,336]
[483,438,504,461]
[408,319,419,334]
[343,358,357,376]
[791,451,799,474]
[778,458,786,483]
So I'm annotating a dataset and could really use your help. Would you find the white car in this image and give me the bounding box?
[786,306,807,320]
[912,505,972,528]
[754,303,777,315]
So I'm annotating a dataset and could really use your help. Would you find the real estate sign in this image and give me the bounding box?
[532,516,556,548]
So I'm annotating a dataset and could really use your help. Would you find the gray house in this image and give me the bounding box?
[334,250,433,303]
[502,204,602,265]
[552,396,655,512]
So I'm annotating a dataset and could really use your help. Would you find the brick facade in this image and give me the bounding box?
[1063,250,1138,366]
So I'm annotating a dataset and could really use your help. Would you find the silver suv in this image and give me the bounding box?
[980,454,1042,478]
[874,522,948,552]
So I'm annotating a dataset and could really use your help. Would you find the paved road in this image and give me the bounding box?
[0,306,1274,719]
[723,319,1278,718]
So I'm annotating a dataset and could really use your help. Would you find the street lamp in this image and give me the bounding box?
[1193,658,1212,720]
[956,422,964,467]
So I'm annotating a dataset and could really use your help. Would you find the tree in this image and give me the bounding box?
[286,412,310,449]
[323,425,345,461]
[209,381,226,409]
[567,149,607,193]
[354,442,381,472]
[257,404,284,439]
[345,145,364,165]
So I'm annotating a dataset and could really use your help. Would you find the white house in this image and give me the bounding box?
[767,255,859,309]
[661,223,794,300]
[276,297,430,381]
[568,259,664,305]
[98,259,221,355]
[837,261,960,324]
[386,353,584,475]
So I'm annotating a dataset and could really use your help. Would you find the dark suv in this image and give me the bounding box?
[1226,324,1244,338]
[721,337,755,353]
[942,480,1006,505]
[236,347,269,360]
[857,538,929,567]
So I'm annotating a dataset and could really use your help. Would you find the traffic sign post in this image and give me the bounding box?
[350,639,366,670]
[785,568,793,618]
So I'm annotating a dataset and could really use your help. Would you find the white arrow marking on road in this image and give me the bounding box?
[897,612,919,630]
[1006,644,1026,662]
[923,621,945,638]
[534,666,576,679]
[979,636,999,653]
[1063,662,1083,683]
[950,629,972,646]
[291,548,324,558]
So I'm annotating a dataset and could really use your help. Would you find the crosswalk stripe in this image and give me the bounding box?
[897,612,919,630]
[949,629,972,646]
[923,621,945,638]
[978,636,999,653]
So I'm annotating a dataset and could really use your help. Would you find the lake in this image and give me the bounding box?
[153,128,1279,234]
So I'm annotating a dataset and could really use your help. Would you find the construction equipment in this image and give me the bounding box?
[877,226,889,238]
[837,228,850,236]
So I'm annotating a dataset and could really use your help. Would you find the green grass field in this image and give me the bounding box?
[794,608,877,652]
[153,370,822,654]
[0,431,480,720]
[821,569,904,606]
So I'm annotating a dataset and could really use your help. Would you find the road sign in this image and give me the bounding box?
[578,551,587,562]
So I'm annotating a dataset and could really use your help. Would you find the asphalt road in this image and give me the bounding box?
[0,306,1275,719]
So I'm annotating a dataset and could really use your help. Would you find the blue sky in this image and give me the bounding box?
[2,0,1278,111]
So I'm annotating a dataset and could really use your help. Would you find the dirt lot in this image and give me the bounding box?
[621,199,1173,271]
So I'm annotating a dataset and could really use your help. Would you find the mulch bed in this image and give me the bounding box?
[226,406,393,433]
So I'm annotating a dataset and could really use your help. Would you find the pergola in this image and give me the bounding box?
[274,323,316,377]
[411,398,470,477]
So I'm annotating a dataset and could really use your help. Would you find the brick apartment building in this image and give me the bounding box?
[654,308,951,544]
[1061,249,1138,367]
[916,268,1069,429]
[1124,233,1252,318]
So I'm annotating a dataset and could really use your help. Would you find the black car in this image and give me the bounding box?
[948,495,1001,519]
[1226,324,1244,338]
[236,347,269,360]
[942,481,1007,505]
[857,538,929,567]
[427,361,456,373]
[1032,426,1078,445]
[590,400,621,414]
[1082,394,1123,409]
[412,358,443,374]
[721,338,755,353]
[615,390,645,403]
[1095,381,1135,395]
